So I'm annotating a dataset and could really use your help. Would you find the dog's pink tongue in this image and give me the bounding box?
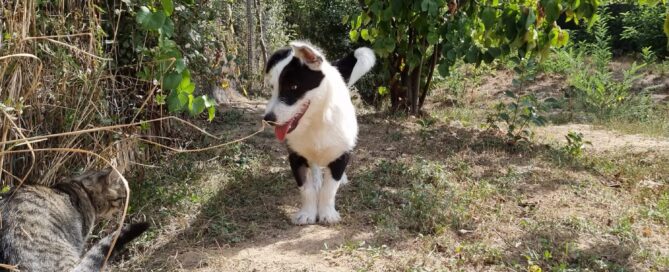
[274,123,290,142]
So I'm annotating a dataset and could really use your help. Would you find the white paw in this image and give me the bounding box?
[292,209,317,225]
[318,208,341,224]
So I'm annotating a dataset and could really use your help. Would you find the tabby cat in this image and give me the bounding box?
[0,169,148,272]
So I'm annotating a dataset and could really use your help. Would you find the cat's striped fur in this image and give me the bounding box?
[0,169,148,272]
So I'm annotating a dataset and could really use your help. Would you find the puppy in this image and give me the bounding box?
[263,41,375,224]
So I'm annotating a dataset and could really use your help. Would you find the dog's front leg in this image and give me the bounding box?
[289,152,319,225]
[319,152,350,224]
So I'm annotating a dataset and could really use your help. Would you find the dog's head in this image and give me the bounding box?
[263,41,327,142]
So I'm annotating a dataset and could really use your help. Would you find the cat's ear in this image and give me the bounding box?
[291,42,323,71]
[99,168,122,185]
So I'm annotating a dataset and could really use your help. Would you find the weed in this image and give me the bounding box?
[562,131,591,159]
[486,92,549,143]
[641,46,657,65]
[655,193,669,225]
[485,57,555,143]
[568,16,653,123]
[610,216,636,242]
[539,47,577,75]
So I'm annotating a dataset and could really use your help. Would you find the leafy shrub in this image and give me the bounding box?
[133,3,216,119]
[486,58,552,143]
[401,182,450,234]
[539,48,579,75]
[568,16,651,120]
[620,5,668,57]
[566,3,668,56]
[562,131,591,158]
[486,92,550,143]
[284,0,359,57]
[657,193,669,225]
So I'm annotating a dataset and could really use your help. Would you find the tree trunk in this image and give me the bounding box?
[245,0,254,93]
[419,43,441,109]
[254,0,268,68]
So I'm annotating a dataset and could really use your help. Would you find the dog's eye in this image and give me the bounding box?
[290,84,298,90]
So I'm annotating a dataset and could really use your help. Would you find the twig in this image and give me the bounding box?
[20,33,93,41]
[42,38,111,61]
[135,121,269,153]
[0,116,221,146]
[0,53,40,62]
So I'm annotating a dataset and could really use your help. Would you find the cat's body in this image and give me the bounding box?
[0,169,148,272]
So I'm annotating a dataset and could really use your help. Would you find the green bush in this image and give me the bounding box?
[284,0,360,57]
[568,16,652,121]
[621,5,668,57]
[567,3,668,57]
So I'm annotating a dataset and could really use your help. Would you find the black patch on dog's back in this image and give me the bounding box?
[278,58,325,105]
[265,48,292,73]
[328,152,350,181]
[332,53,357,83]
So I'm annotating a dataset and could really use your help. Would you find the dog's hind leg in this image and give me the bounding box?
[319,152,350,224]
[289,152,318,225]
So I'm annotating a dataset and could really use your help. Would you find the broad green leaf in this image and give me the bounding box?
[167,91,188,112]
[464,46,479,64]
[421,0,430,12]
[161,0,174,16]
[177,70,195,94]
[178,80,195,95]
[208,106,216,121]
[481,7,496,29]
[427,31,439,45]
[163,71,182,90]
[175,59,186,73]
[136,7,152,27]
[342,15,349,25]
[361,29,370,41]
[136,6,166,30]
[438,62,450,77]
[556,29,569,47]
[155,94,167,105]
[541,0,560,22]
[487,47,501,58]
[377,86,389,95]
[189,96,206,116]
[160,18,175,38]
[204,96,217,108]
[349,30,359,42]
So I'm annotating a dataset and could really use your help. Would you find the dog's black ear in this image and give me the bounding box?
[291,42,323,71]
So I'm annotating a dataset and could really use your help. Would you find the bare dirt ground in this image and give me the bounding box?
[112,67,669,271]
[536,124,669,153]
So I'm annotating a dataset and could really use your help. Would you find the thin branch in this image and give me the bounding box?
[0,53,40,62]
[0,116,222,147]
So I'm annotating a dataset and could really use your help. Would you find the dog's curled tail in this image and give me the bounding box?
[333,47,376,87]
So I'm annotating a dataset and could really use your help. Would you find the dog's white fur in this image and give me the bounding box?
[265,41,375,224]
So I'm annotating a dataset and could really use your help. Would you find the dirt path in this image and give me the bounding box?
[536,123,669,153]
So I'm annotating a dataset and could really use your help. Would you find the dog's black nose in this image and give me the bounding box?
[263,113,277,125]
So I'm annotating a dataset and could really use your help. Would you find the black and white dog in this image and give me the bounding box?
[263,41,375,225]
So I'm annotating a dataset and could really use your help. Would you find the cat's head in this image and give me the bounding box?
[71,168,126,219]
